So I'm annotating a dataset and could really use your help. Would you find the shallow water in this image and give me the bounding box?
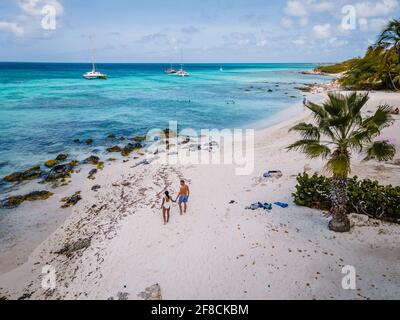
[0,63,332,183]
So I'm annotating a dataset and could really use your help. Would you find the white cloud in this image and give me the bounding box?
[280,17,294,28]
[17,0,64,17]
[359,18,388,32]
[0,21,24,36]
[299,18,309,26]
[284,0,334,17]
[181,26,200,34]
[0,0,64,37]
[313,23,331,38]
[328,37,348,46]
[284,0,308,17]
[355,0,399,18]
[292,37,307,45]
[256,39,268,47]
[312,1,335,12]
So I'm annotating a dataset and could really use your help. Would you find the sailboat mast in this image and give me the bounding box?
[89,34,96,72]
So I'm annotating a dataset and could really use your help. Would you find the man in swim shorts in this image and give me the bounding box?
[176,180,190,215]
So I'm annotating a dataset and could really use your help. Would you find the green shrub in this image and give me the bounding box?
[315,59,357,74]
[293,173,400,223]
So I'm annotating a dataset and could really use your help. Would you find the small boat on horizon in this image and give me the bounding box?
[176,64,189,77]
[165,64,178,74]
[83,34,107,80]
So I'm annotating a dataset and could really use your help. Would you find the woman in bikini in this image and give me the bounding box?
[161,191,174,225]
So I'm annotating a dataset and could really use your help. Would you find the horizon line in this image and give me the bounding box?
[0,61,335,64]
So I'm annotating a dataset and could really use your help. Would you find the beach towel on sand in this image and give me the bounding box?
[247,202,272,211]
[274,202,289,208]
[263,171,283,178]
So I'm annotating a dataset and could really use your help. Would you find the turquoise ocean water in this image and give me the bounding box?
[0,63,332,186]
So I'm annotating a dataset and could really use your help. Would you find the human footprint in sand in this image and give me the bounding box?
[161,191,174,225]
[176,180,190,215]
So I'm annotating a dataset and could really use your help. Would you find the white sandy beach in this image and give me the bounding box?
[0,90,399,300]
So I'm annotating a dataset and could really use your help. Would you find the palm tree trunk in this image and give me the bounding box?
[329,176,351,232]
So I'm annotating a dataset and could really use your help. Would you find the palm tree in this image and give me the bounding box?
[288,92,396,232]
[377,19,400,90]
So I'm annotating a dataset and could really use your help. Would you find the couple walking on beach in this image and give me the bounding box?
[160,180,190,225]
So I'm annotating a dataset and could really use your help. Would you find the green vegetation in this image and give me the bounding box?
[316,18,400,91]
[293,173,400,223]
[315,59,357,74]
[288,92,396,232]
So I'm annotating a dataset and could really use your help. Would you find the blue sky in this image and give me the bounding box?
[0,0,398,62]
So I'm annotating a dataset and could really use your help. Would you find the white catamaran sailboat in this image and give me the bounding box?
[176,64,189,77]
[83,34,107,80]
[165,64,178,74]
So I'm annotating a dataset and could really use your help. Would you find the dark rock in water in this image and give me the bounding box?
[24,191,53,202]
[68,160,79,167]
[0,195,25,209]
[1,190,53,209]
[96,162,104,170]
[267,89,273,92]
[84,155,100,165]
[181,136,191,144]
[130,136,146,142]
[163,129,176,139]
[107,146,122,153]
[45,164,73,181]
[91,185,101,192]
[55,154,68,161]
[44,160,59,168]
[73,139,81,144]
[295,86,312,93]
[118,137,126,141]
[121,143,142,157]
[107,134,116,139]
[19,166,42,180]
[55,237,91,257]
[85,139,94,145]
[4,172,24,183]
[88,169,98,180]
[3,166,43,183]
[61,192,82,208]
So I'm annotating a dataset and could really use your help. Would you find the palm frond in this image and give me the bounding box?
[289,123,321,140]
[349,92,369,118]
[347,129,373,150]
[362,105,394,132]
[364,141,396,161]
[287,140,331,159]
[305,101,327,122]
[324,93,346,117]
